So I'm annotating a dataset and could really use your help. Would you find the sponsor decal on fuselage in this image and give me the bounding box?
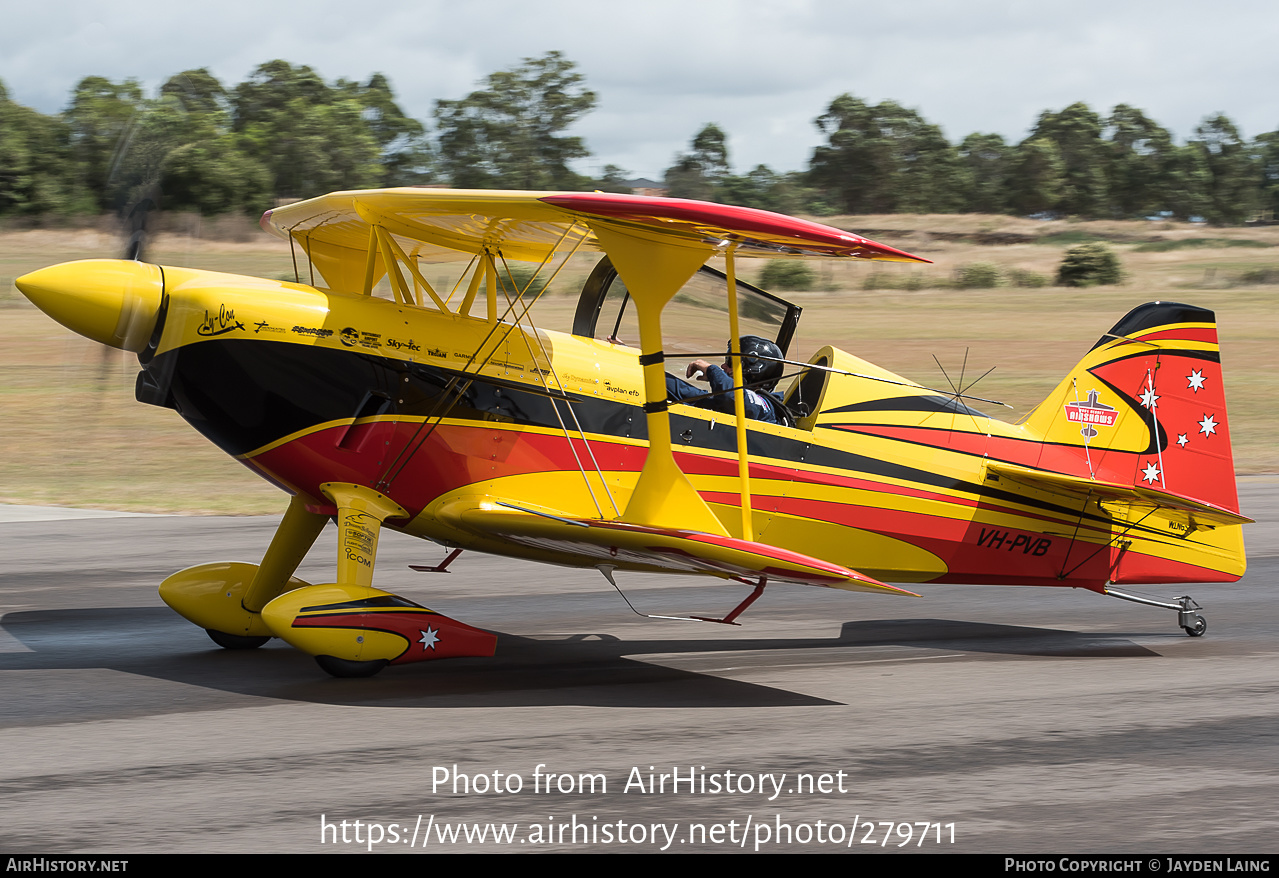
[198,305,245,336]
[339,327,383,350]
[603,380,640,398]
[385,337,421,353]
[292,325,334,339]
[253,320,285,334]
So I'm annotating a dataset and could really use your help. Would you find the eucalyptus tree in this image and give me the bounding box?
[434,51,596,190]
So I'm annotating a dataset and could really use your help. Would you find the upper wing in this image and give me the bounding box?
[539,192,930,262]
[260,188,930,290]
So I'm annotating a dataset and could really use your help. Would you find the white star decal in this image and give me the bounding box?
[1141,461,1162,484]
[1198,414,1218,437]
[1187,369,1206,393]
[1139,386,1160,409]
[419,626,440,650]
[1177,433,1189,448]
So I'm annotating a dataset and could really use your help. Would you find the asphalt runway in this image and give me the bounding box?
[2,480,1277,854]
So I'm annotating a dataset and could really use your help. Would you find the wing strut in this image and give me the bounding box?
[494,249,621,517]
[590,223,729,536]
[723,244,754,541]
[374,223,621,524]
[597,564,768,626]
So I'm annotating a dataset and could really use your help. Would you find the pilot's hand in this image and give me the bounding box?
[687,359,713,380]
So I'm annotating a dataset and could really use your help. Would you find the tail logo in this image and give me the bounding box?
[1064,389,1117,440]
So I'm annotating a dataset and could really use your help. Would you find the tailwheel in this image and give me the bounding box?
[1104,587,1208,638]
[206,629,271,650]
[315,655,389,678]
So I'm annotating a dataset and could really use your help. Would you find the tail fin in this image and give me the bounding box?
[1022,302,1239,515]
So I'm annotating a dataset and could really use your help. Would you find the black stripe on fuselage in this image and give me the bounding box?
[151,337,1104,524]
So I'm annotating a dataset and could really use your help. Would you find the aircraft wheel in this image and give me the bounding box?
[1182,615,1207,637]
[315,655,389,678]
[206,629,271,650]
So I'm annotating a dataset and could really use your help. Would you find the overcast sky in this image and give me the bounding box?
[4,0,1277,180]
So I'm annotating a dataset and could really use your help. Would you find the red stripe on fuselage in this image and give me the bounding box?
[825,424,1145,484]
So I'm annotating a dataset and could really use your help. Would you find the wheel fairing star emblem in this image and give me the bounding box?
[419,626,440,650]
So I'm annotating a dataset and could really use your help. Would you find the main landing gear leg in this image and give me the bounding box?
[258,483,498,678]
[315,482,410,677]
[160,493,327,648]
[211,495,329,648]
[245,494,330,609]
[1104,586,1207,637]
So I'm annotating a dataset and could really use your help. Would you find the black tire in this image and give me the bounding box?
[206,629,270,650]
[1182,616,1207,637]
[315,655,389,678]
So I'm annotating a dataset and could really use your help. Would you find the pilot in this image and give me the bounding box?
[666,335,788,424]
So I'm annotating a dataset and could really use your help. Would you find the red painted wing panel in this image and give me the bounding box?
[540,193,930,263]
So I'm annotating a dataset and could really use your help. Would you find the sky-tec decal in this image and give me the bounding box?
[1064,389,1117,440]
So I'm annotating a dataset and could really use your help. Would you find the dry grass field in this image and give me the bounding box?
[2,214,1276,513]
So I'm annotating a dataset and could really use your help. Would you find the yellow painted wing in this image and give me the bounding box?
[260,188,929,290]
[434,496,919,595]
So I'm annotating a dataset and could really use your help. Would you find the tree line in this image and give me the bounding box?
[667,101,1279,225]
[2,51,1276,224]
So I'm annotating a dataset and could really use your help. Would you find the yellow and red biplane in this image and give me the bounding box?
[14,189,1248,676]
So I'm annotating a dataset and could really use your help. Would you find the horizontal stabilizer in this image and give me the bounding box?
[986,461,1253,528]
[435,497,918,595]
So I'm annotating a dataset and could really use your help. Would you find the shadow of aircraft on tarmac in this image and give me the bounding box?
[0,605,1159,719]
